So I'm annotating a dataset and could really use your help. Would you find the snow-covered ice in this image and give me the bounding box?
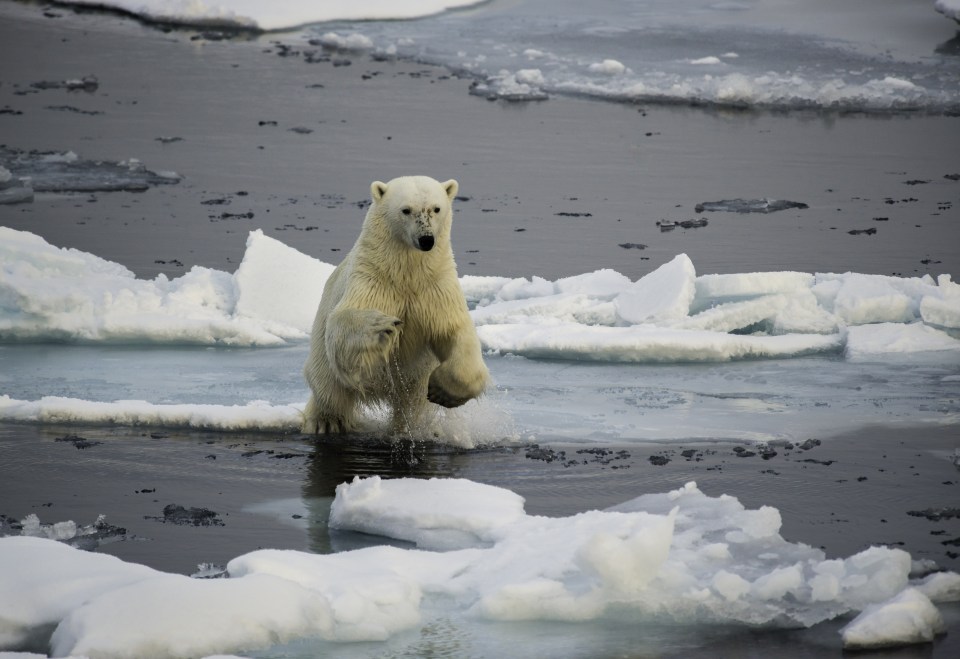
[2,479,956,656]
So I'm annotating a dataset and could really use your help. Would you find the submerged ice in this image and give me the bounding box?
[2,479,958,656]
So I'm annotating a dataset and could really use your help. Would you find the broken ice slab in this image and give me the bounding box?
[30,75,99,93]
[695,198,809,213]
[0,165,34,204]
[0,147,181,193]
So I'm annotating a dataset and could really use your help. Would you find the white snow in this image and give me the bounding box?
[3,479,957,656]
[53,0,486,31]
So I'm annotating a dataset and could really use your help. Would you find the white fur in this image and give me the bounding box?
[302,176,490,434]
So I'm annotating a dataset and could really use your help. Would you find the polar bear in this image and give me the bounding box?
[302,175,490,435]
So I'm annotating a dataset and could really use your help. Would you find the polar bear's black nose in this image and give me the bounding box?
[418,235,435,251]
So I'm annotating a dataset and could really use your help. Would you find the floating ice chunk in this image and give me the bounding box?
[913,571,960,603]
[470,293,618,326]
[316,31,374,51]
[845,323,960,361]
[695,271,814,301]
[0,395,303,432]
[676,294,790,332]
[469,70,549,101]
[0,227,306,345]
[228,546,428,642]
[0,537,158,649]
[936,0,960,23]
[695,198,808,213]
[0,165,34,204]
[589,59,627,75]
[615,254,696,325]
[0,147,180,192]
[689,56,722,65]
[51,572,334,658]
[771,291,840,334]
[921,295,960,329]
[841,588,945,650]
[234,229,334,333]
[821,274,918,325]
[329,476,526,550]
[477,323,841,362]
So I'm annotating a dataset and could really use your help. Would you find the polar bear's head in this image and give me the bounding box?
[370,176,459,252]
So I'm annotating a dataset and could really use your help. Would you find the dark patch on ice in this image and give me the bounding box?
[0,147,180,193]
[289,126,314,135]
[155,136,184,144]
[883,197,919,204]
[733,447,757,458]
[648,454,670,466]
[798,438,822,450]
[695,198,808,213]
[848,228,877,236]
[618,242,648,250]
[555,211,593,217]
[44,105,104,116]
[147,504,225,527]
[907,507,960,522]
[658,218,708,231]
[258,120,278,126]
[0,106,23,115]
[903,179,931,186]
[799,458,836,466]
[945,173,960,181]
[54,434,103,449]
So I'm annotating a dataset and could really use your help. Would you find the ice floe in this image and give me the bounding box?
[51,0,487,31]
[2,479,957,656]
[1,227,958,364]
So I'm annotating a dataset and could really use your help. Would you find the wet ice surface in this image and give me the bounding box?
[0,147,180,194]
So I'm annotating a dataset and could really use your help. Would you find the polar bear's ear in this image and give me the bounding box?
[442,179,459,201]
[371,181,388,203]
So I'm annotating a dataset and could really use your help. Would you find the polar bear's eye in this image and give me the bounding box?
[401,208,411,215]
[433,206,441,214]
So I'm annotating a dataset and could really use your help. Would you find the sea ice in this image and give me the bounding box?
[0,148,180,193]
[840,588,945,649]
[3,479,958,656]
[51,0,487,30]
[2,227,958,365]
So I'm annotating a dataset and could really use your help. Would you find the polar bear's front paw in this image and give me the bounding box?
[427,364,487,409]
[363,311,402,350]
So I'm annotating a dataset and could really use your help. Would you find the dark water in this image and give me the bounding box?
[2,422,959,657]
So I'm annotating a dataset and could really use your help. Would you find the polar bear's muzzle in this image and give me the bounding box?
[417,234,435,251]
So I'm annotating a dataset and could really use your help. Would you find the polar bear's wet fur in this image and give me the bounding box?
[302,176,490,434]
